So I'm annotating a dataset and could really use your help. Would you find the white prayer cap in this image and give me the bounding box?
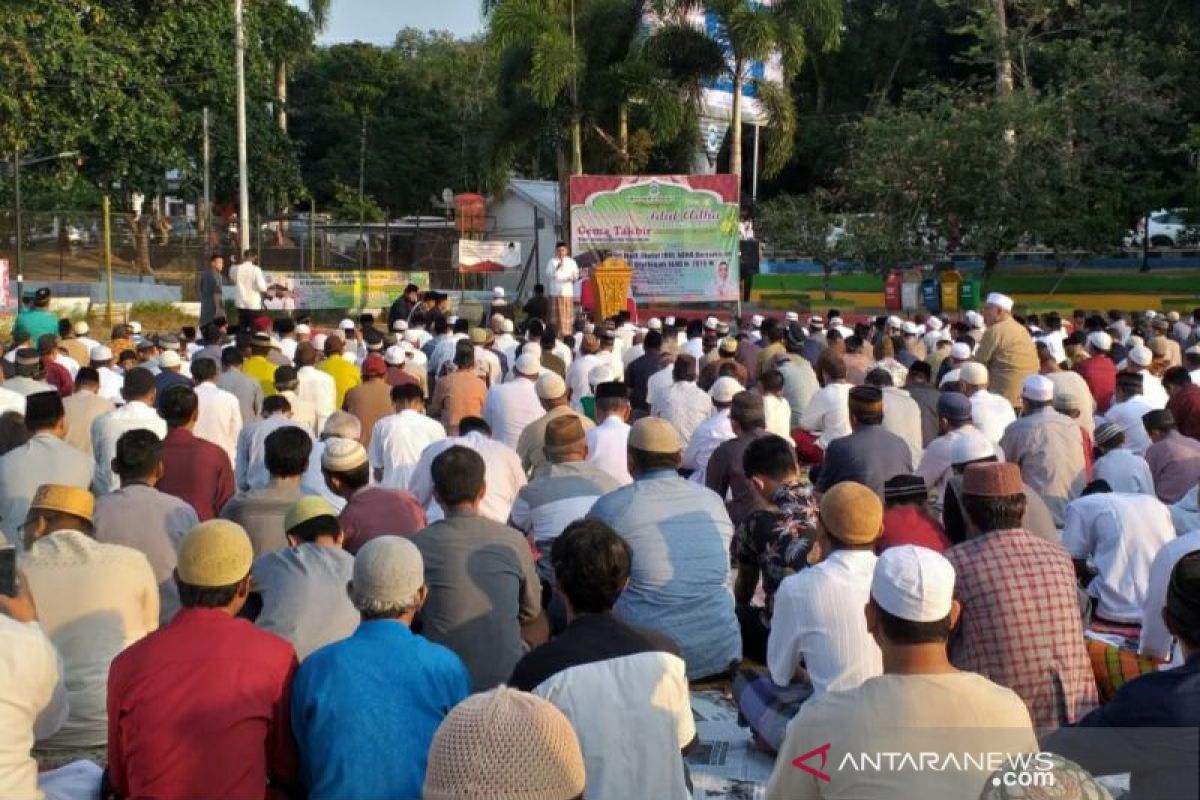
[584,323,596,334]
[872,545,956,623]
[493,286,505,298]
[1128,346,1152,368]
[966,310,985,329]
[927,317,943,331]
[647,318,662,331]
[886,315,903,329]
[501,319,515,333]
[959,362,988,386]
[295,324,311,336]
[950,429,996,466]
[392,320,408,332]
[587,364,614,389]
[939,368,962,388]
[1145,309,1158,319]
[784,311,800,323]
[1087,332,1112,352]
[950,342,972,360]
[1188,345,1200,356]
[90,345,113,362]
[322,437,368,472]
[312,333,328,351]
[901,321,918,335]
[1022,374,1055,402]
[664,316,676,326]
[985,292,1014,312]
[809,315,824,327]
[129,321,142,335]
[515,353,541,376]
[709,376,745,404]
[339,318,355,330]
[351,537,424,608]
[384,345,406,366]
[830,316,844,327]
[1128,335,1144,349]
[159,350,181,369]
[447,316,458,326]
[751,314,764,327]
[535,371,567,400]
[704,316,719,330]
[73,321,89,336]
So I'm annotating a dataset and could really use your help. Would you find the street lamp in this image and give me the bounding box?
[9,150,79,279]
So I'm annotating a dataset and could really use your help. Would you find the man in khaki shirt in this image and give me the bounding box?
[63,368,115,456]
[973,293,1039,408]
[430,342,487,435]
[516,372,594,476]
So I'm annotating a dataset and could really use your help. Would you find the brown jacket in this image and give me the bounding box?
[974,316,1039,407]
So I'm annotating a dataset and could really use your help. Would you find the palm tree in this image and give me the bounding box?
[269,0,331,132]
[696,0,842,177]
[485,0,725,181]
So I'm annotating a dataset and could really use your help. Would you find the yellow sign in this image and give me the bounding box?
[593,257,633,322]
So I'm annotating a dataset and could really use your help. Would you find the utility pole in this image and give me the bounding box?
[13,150,21,280]
[202,107,211,255]
[358,116,367,268]
[235,0,251,254]
[103,195,114,326]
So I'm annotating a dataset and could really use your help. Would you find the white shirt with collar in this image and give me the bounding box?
[566,353,604,411]
[799,382,852,450]
[767,549,883,691]
[1061,492,1174,623]
[55,354,80,379]
[646,365,674,413]
[235,414,309,492]
[193,380,243,466]
[0,385,25,417]
[548,256,580,297]
[1092,447,1155,496]
[230,261,267,310]
[368,409,447,489]
[656,381,713,450]
[1098,396,1156,455]
[682,408,734,485]
[407,431,527,524]
[0,615,69,800]
[968,389,1017,445]
[296,365,337,433]
[1140,530,1200,664]
[882,386,924,465]
[552,340,573,369]
[683,337,704,360]
[96,366,124,403]
[484,377,544,450]
[585,414,633,486]
[91,401,167,495]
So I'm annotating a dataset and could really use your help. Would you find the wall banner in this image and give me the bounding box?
[569,175,740,303]
[262,270,430,309]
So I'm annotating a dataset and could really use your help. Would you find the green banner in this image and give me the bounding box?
[262,270,430,309]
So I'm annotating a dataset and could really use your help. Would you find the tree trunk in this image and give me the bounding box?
[128,211,154,275]
[730,62,744,176]
[275,61,288,132]
[823,262,832,301]
[617,103,629,171]
[983,249,999,291]
[572,115,583,175]
[992,0,1014,99]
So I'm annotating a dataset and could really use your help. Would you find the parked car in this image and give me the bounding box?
[1127,209,1199,247]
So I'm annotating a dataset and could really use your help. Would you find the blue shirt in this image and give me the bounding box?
[587,469,741,679]
[290,620,471,800]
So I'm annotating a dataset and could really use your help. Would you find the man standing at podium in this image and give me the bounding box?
[548,242,580,331]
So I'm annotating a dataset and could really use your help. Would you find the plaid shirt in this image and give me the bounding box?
[733,480,818,610]
[945,528,1097,732]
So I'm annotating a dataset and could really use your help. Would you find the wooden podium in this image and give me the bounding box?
[592,257,634,322]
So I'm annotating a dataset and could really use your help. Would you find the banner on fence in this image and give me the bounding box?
[569,175,740,303]
[262,270,430,309]
[458,239,522,272]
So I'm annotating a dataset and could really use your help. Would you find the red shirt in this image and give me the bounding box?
[1167,384,1200,441]
[1074,356,1117,412]
[158,427,236,520]
[878,506,951,553]
[106,607,299,800]
[42,356,74,397]
[338,486,428,554]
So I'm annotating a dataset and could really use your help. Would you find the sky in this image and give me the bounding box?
[289,0,483,44]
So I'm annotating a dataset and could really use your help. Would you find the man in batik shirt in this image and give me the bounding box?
[733,434,818,661]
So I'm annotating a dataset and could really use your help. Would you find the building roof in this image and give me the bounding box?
[504,179,560,221]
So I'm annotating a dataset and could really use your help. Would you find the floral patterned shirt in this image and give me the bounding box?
[733,480,819,609]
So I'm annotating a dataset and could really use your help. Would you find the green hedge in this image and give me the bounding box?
[753,272,1200,297]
